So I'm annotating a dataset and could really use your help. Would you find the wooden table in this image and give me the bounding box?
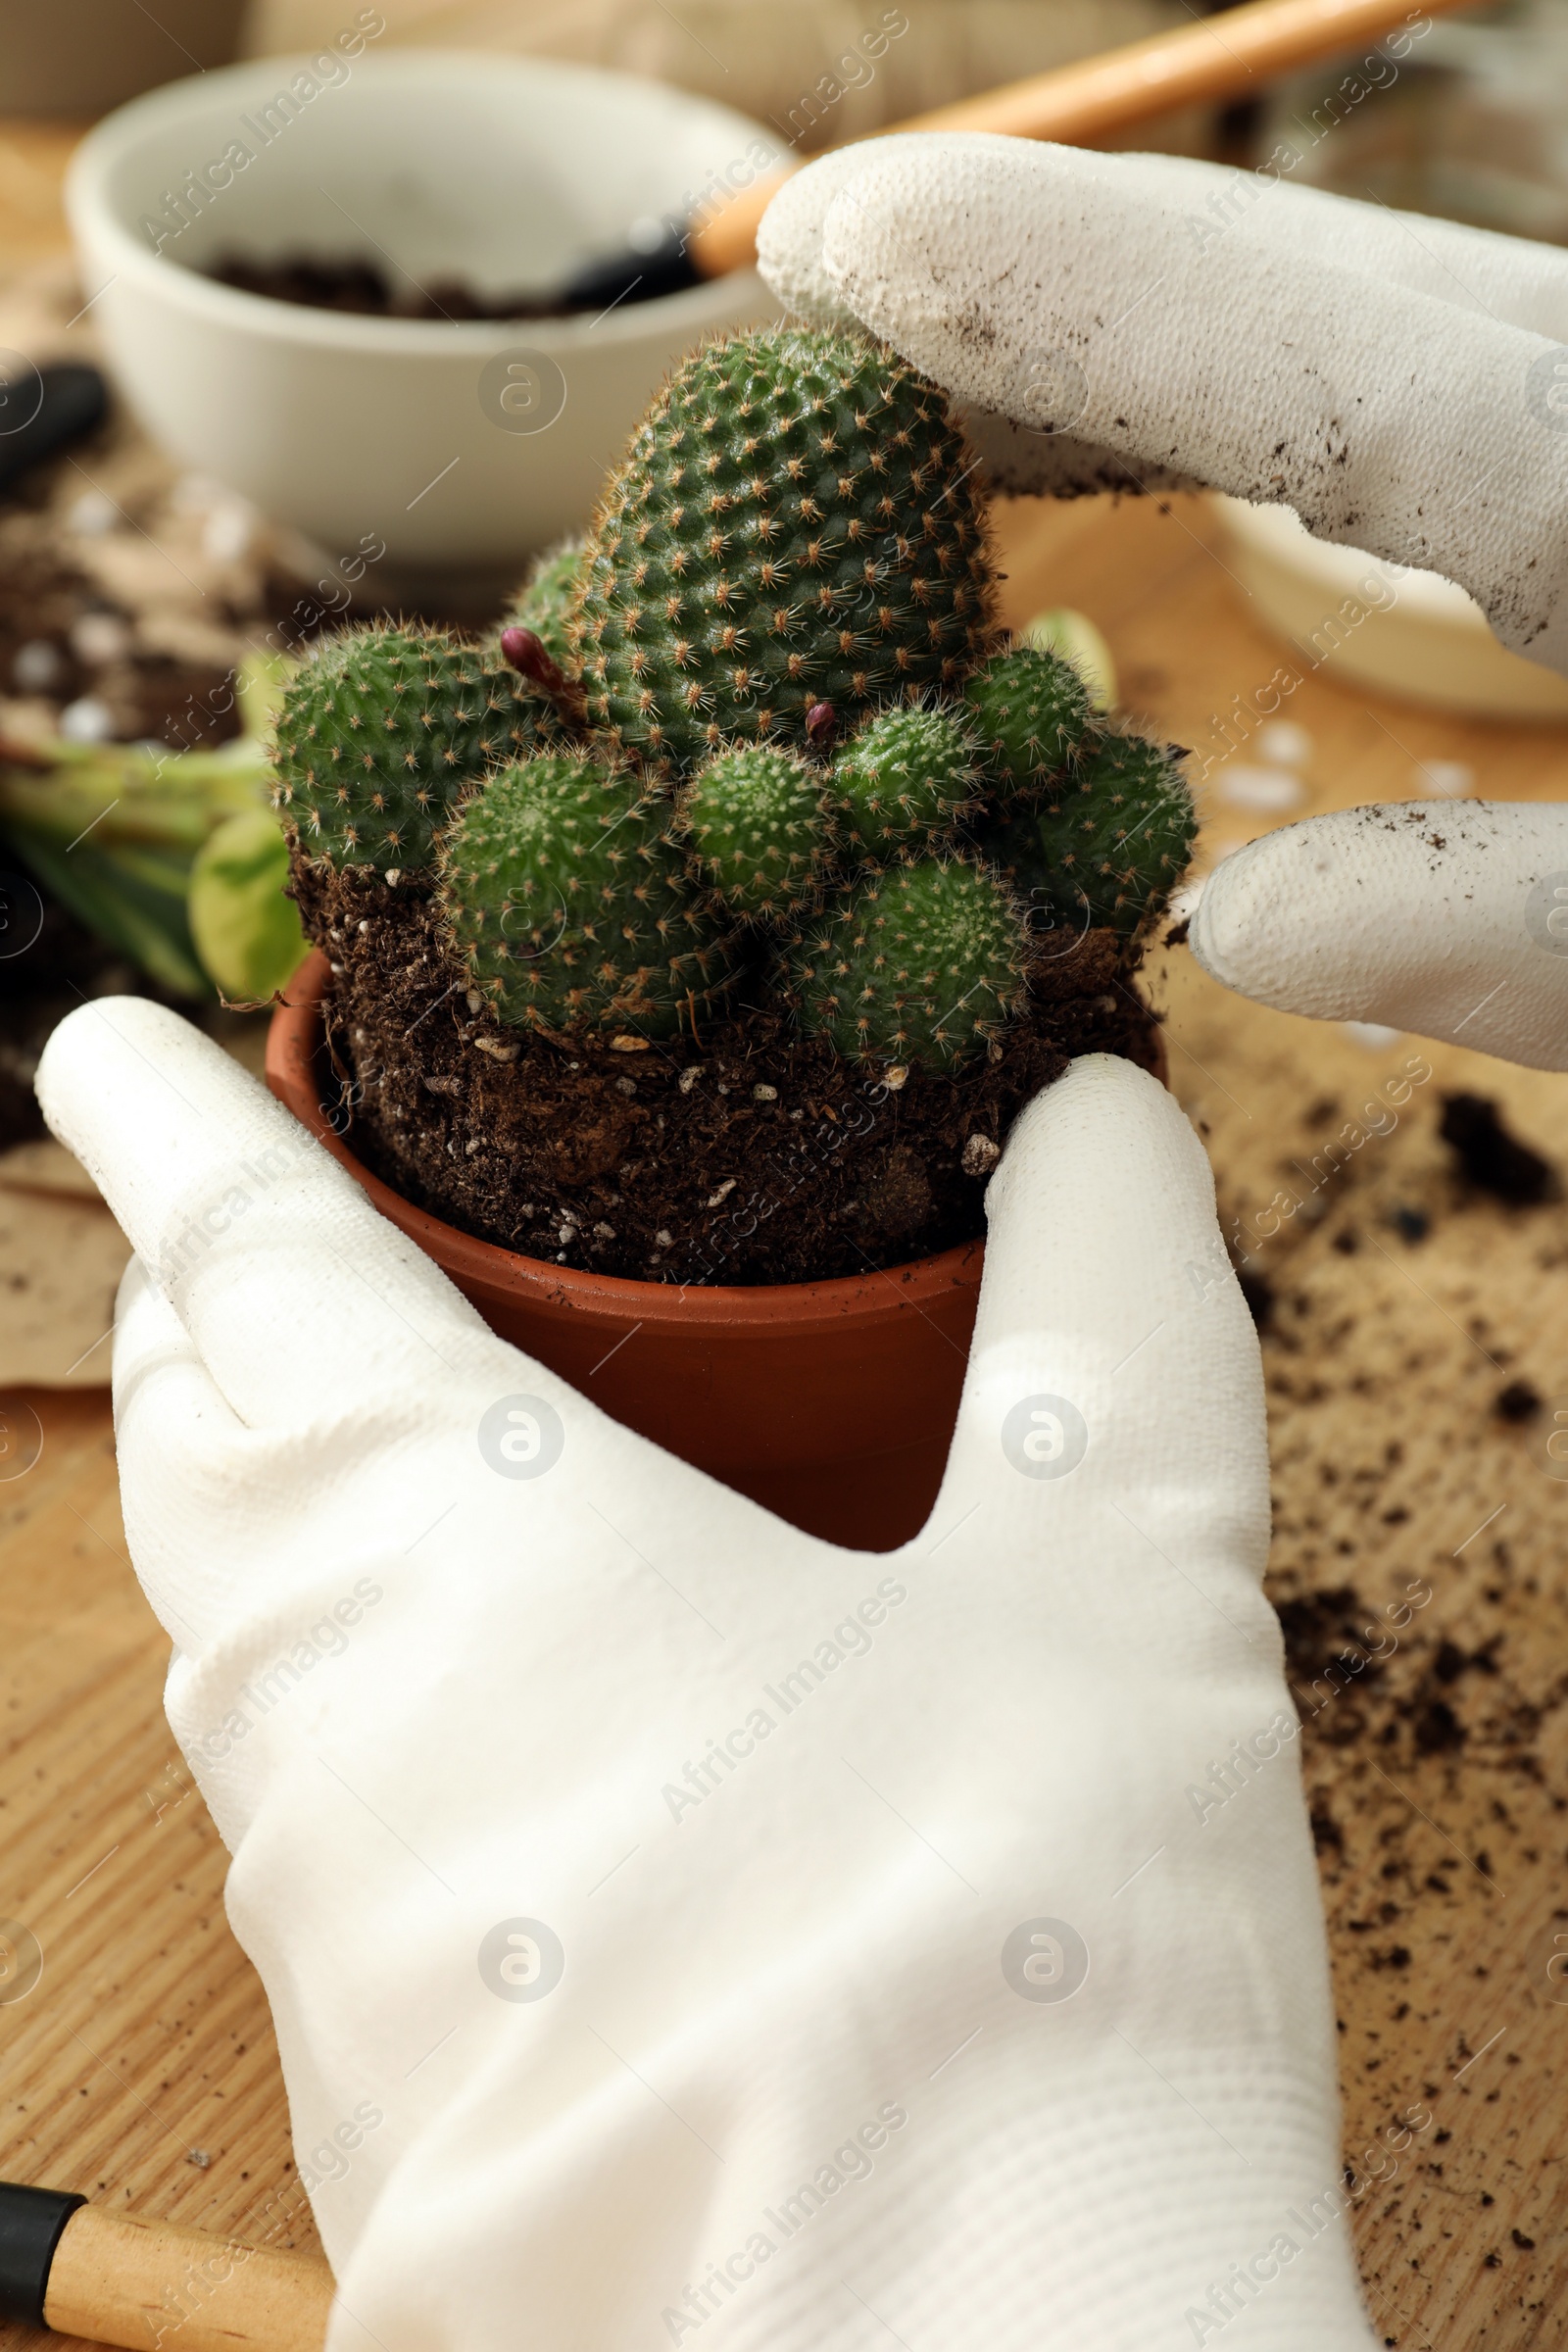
[5,121,1568,2352]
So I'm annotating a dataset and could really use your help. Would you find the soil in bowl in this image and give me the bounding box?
[291,854,1163,1289]
[207,252,600,322]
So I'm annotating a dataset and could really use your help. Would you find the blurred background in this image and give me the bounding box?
[8,0,1214,138]
[12,0,1568,197]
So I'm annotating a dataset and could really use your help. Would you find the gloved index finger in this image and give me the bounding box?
[1191,801,1568,1071]
[795,138,1568,674]
[36,994,503,1429]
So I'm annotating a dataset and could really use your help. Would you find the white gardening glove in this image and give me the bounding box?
[758,134,1568,669]
[1189,801,1568,1068]
[36,995,1378,2352]
[758,142,1568,1053]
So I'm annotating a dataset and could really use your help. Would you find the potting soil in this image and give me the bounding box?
[293,855,1164,1286]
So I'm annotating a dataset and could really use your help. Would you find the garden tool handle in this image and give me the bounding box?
[689,0,1464,278]
[0,2182,333,2352]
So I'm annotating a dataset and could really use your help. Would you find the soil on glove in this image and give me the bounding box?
[292,856,1164,1286]
[208,253,593,322]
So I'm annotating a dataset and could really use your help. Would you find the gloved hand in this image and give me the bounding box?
[37,995,1379,2352]
[757,134,1568,670]
[1190,801,1568,1069]
[759,136,1568,1068]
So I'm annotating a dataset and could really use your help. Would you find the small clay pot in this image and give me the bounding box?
[267,954,981,1550]
[270,956,1167,1546]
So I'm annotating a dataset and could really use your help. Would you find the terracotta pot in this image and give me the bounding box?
[269,956,1165,1546]
[267,954,983,1550]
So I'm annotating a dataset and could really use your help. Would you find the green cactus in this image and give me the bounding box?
[271,622,543,873]
[300,332,1196,1100]
[833,703,980,860]
[572,325,997,776]
[788,857,1027,1070]
[439,751,738,1037]
[1017,608,1115,711]
[499,535,586,674]
[678,743,836,921]
[982,730,1197,940]
[963,643,1094,801]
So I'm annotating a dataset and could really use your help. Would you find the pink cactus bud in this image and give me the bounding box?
[500,626,561,692]
[499,626,587,729]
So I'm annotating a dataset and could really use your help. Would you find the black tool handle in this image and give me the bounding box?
[0,2181,86,2328]
[0,364,109,498]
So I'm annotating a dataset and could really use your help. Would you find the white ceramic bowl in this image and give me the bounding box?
[67,52,781,578]
[1213,493,1568,722]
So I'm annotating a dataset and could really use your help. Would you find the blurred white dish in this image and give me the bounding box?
[68,52,780,575]
[1213,761,1305,812]
[1213,492,1568,721]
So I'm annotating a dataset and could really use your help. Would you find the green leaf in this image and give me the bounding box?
[9,825,209,998]
[0,737,270,850]
[1017,609,1117,713]
[235,649,294,746]
[188,809,307,1001]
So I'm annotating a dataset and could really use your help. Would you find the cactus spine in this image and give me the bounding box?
[788,858,1026,1069]
[678,744,836,920]
[271,622,540,873]
[439,752,738,1037]
[572,326,998,775]
[983,730,1197,939]
[833,704,981,860]
[963,643,1094,798]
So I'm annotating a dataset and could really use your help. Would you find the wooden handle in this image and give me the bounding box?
[689,0,1463,278]
[44,2207,333,2352]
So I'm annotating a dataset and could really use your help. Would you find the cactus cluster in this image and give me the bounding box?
[981,731,1195,938]
[834,704,981,859]
[963,644,1095,797]
[270,623,544,872]
[441,752,736,1037]
[791,858,1026,1067]
[679,744,835,920]
[572,328,996,772]
[271,326,1196,1072]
